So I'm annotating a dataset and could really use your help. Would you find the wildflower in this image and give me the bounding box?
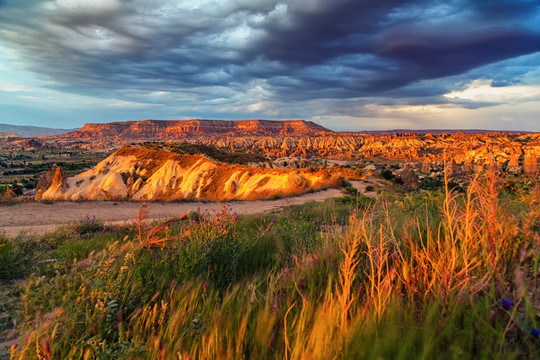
[501,298,515,310]
[531,328,540,339]
[42,338,52,358]
[9,343,18,359]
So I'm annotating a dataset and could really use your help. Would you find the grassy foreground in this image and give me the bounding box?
[1,170,539,359]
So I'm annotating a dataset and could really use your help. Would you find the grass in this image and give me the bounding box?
[2,168,539,359]
[0,217,132,281]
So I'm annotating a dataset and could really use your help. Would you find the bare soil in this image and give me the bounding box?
[1,181,376,239]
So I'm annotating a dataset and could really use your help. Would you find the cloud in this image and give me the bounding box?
[444,79,540,103]
[2,1,539,95]
[0,81,29,92]
[0,0,539,130]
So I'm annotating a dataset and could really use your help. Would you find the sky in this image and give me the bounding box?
[0,0,539,132]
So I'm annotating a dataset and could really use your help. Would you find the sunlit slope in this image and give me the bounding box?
[36,146,346,201]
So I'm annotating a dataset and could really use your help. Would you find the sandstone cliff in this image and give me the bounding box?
[25,119,540,173]
[60,119,332,140]
[35,145,347,201]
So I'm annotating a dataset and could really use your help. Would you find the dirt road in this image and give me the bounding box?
[1,181,375,239]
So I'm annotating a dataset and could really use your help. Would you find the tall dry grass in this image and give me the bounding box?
[8,168,540,359]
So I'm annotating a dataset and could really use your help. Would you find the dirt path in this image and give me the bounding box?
[1,181,376,239]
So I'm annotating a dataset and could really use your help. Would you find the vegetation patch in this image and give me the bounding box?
[3,170,540,359]
[164,142,269,165]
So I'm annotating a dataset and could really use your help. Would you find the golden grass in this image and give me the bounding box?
[136,202,189,248]
[8,166,540,359]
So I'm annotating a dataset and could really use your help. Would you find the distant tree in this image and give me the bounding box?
[381,169,394,180]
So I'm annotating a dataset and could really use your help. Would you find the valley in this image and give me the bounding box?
[1,120,539,203]
[1,119,539,360]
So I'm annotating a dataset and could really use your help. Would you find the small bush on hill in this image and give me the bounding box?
[343,185,358,196]
[381,169,394,180]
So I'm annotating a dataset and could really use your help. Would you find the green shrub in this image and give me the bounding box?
[381,169,394,180]
[0,237,40,280]
[0,238,25,280]
[419,177,444,190]
[343,185,358,196]
[335,195,375,210]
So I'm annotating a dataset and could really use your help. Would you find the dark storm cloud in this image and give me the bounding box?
[468,0,540,19]
[377,29,540,81]
[0,0,539,106]
[247,0,403,65]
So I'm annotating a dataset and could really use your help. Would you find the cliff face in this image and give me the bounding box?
[63,119,333,139]
[201,132,540,166]
[32,119,540,173]
[35,145,346,201]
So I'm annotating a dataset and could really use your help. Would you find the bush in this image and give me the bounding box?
[73,216,106,237]
[335,195,375,210]
[381,169,394,180]
[419,177,444,190]
[0,237,36,280]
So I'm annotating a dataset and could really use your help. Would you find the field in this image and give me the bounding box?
[0,148,110,196]
[1,168,539,359]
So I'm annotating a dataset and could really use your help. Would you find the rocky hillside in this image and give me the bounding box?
[35,145,348,201]
[60,119,332,139]
[7,118,539,177]
[204,132,539,166]
[40,122,540,170]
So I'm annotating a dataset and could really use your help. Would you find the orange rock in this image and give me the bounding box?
[35,164,68,200]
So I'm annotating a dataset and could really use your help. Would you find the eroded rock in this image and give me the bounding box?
[35,164,68,200]
[400,165,419,191]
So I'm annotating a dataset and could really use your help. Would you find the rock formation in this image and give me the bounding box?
[524,152,538,177]
[34,145,350,201]
[507,152,521,174]
[14,119,539,176]
[421,158,432,173]
[35,164,68,200]
[59,119,333,140]
[400,165,419,191]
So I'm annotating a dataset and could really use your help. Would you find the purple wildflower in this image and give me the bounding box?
[501,298,515,310]
[531,328,540,339]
